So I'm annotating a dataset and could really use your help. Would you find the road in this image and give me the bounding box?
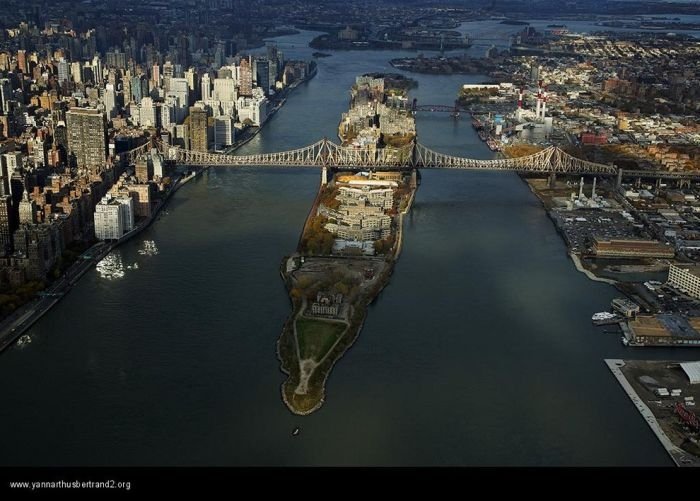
[0,241,114,353]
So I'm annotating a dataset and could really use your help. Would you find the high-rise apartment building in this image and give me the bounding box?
[66,108,108,170]
[238,58,253,97]
[188,106,209,152]
[254,58,270,96]
[0,195,13,255]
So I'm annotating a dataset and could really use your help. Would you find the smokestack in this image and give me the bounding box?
[579,177,584,199]
[535,89,541,119]
[541,91,547,120]
[592,177,597,198]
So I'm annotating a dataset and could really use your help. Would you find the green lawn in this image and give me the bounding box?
[296,318,347,362]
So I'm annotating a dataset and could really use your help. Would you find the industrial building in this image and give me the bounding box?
[592,237,675,259]
[681,362,700,384]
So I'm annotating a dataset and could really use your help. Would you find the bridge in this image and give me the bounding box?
[146,139,617,176]
[120,137,700,188]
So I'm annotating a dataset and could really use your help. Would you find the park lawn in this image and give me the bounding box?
[296,318,346,362]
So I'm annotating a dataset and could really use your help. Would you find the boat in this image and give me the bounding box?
[592,312,622,325]
[292,427,300,436]
[592,311,615,320]
[16,335,31,347]
[621,337,629,346]
[486,138,501,152]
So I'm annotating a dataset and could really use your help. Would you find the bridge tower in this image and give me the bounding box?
[321,137,329,186]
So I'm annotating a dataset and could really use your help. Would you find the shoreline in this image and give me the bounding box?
[0,170,202,354]
[519,174,619,286]
[604,359,697,467]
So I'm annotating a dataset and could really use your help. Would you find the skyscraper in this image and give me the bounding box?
[70,62,82,84]
[188,106,208,152]
[201,73,212,102]
[0,195,13,255]
[16,50,27,74]
[185,67,198,104]
[238,58,253,97]
[57,59,70,85]
[0,78,11,114]
[254,58,270,96]
[66,108,108,170]
[168,77,190,122]
[104,83,117,119]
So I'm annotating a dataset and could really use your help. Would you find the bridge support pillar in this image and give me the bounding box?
[548,172,556,189]
[410,169,417,189]
[321,166,328,186]
[616,169,623,189]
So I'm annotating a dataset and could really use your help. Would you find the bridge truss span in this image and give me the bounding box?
[153,139,617,176]
[414,144,617,175]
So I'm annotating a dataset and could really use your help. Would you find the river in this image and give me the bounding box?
[0,27,696,466]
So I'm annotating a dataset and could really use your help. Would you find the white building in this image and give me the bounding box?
[680,362,700,384]
[236,88,268,126]
[167,77,190,123]
[139,97,158,128]
[213,77,237,103]
[70,61,82,84]
[104,83,117,119]
[151,149,164,179]
[94,195,125,240]
[201,73,212,101]
[668,264,700,299]
[214,116,235,149]
[116,196,135,232]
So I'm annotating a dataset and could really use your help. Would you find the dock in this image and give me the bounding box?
[605,359,698,467]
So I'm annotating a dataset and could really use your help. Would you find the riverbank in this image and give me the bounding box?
[0,169,203,354]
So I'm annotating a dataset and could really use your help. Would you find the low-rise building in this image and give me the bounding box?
[592,237,675,259]
[310,292,343,317]
[612,297,640,318]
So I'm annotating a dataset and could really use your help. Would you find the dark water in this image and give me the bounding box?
[0,30,695,466]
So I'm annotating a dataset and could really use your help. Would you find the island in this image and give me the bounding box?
[277,74,420,415]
